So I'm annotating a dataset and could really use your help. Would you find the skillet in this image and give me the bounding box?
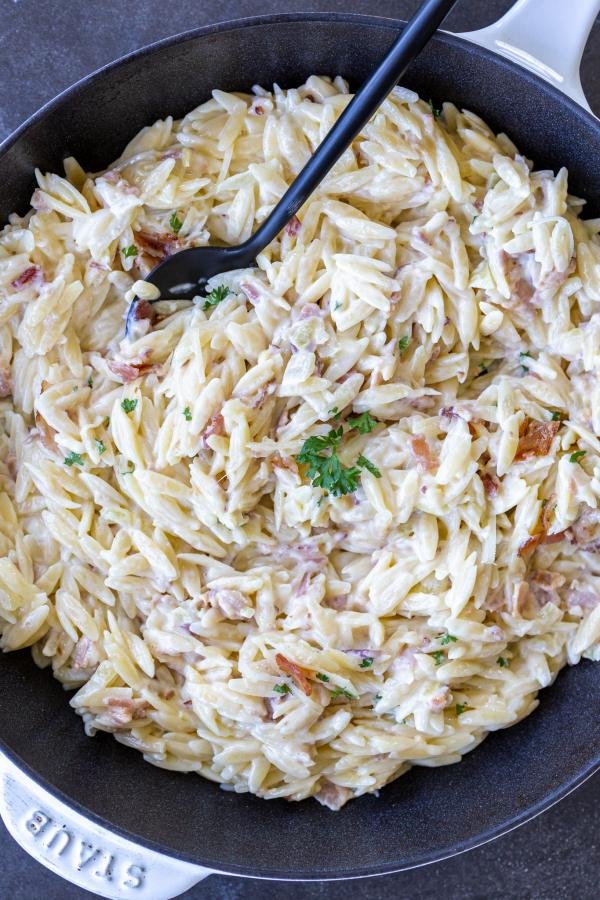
[0,3,599,897]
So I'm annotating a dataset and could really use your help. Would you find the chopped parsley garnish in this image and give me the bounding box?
[122,245,138,258]
[274,683,291,694]
[440,634,457,646]
[357,454,381,478]
[121,398,138,414]
[203,284,230,311]
[87,375,94,388]
[477,361,489,377]
[398,335,410,355]
[497,656,509,668]
[183,406,192,421]
[316,672,330,682]
[551,411,563,421]
[348,412,377,434]
[95,440,106,455]
[296,427,360,497]
[374,693,382,701]
[428,98,442,119]
[569,450,586,464]
[330,687,355,701]
[333,301,342,311]
[328,406,343,421]
[456,703,467,716]
[121,461,135,475]
[64,451,84,467]
[169,212,183,234]
[359,657,374,668]
[520,350,532,373]
[431,650,444,666]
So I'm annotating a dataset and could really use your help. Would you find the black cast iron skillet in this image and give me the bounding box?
[1,11,599,883]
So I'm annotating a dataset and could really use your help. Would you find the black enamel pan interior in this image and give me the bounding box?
[1,13,599,881]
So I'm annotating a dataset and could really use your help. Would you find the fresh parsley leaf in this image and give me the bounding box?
[95,439,106,455]
[440,634,457,646]
[477,361,489,376]
[398,335,410,355]
[348,412,377,434]
[203,284,230,311]
[121,398,138,414]
[357,454,381,478]
[297,428,343,461]
[333,301,342,311]
[497,656,509,668]
[183,406,192,421]
[374,693,382,701]
[570,450,586,464]
[316,672,330,682]
[169,212,183,234]
[296,428,361,496]
[428,98,442,119]
[328,406,343,421]
[330,687,355,701]
[87,375,94,388]
[64,451,84,467]
[551,411,563,421]
[359,657,374,668]
[122,245,138,258]
[431,650,444,666]
[274,683,291,694]
[456,703,467,716]
[520,350,532,373]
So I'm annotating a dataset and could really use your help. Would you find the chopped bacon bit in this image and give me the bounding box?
[275,653,312,696]
[135,230,181,260]
[132,299,157,324]
[0,367,12,399]
[541,497,556,532]
[512,278,535,304]
[272,454,299,475]
[72,636,98,670]
[211,589,253,621]
[10,265,41,290]
[315,780,353,811]
[299,302,324,318]
[567,506,600,552]
[390,291,402,306]
[107,359,159,384]
[285,215,301,237]
[428,686,451,712]
[410,435,437,473]
[514,418,560,462]
[240,282,260,303]
[518,529,566,557]
[31,189,49,211]
[324,595,347,610]
[481,472,499,498]
[202,412,225,447]
[105,697,150,725]
[34,411,58,454]
[5,455,17,480]
[567,583,599,612]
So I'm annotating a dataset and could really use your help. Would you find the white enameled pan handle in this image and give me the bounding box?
[0,754,213,899]
[458,0,600,114]
[2,3,600,898]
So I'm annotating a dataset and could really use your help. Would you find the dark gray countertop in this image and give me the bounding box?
[1,0,599,897]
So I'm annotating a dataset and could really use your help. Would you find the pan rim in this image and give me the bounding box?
[1,9,599,880]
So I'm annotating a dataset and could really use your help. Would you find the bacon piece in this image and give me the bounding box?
[481,473,499,497]
[514,418,560,462]
[0,366,12,399]
[483,586,506,612]
[135,230,181,260]
[567,582,600,612]
[211,589,253,621]
[410,435,437,473]
[567,506,600,552]
[315,780,353,811]
[285,215,301,237]
[34,411,58,454]
[107,359,159,383]
[132,299,157,324]
[202,412,225,447]
[272,454,299,475]
[240,282,260,303]
[72,636,98,670]
[324,595,347,610]
[275,653,312,696]
[105,697,150,725]
[299,302,324,318]
[518,529,566,558]
[10,265,41,290]
[31,189,49,211]
[428,685,451,712]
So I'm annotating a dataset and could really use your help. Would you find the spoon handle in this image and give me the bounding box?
[244,0,458,255]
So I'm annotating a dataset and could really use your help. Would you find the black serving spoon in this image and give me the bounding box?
[136,0,458,308]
